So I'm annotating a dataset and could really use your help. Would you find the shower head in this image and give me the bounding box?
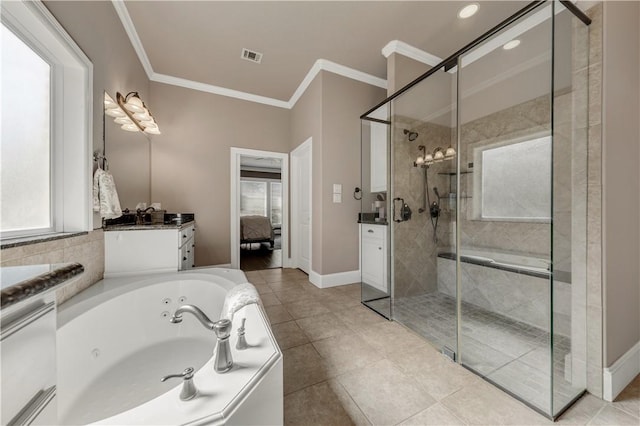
[403,129,419,141]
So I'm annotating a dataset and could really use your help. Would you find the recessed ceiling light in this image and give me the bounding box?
[503,39,521,50]
[458,4,479,19]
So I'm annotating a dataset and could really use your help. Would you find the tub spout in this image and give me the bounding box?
[170,305,234,373]
[170,305,216,329]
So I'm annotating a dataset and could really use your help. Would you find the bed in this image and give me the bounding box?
[240,215,275,248]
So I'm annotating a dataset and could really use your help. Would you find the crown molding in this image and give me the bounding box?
[381,40,443,67]
[151,72,291,109]
[111,0,153,78]
[111,0,387,110]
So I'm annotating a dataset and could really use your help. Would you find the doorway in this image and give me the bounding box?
[230,148,289,271]
[290,138,312,274]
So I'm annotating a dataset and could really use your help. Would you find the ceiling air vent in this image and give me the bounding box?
[241,48,263,64]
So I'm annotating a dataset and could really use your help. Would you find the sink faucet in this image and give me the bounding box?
[135,206,155,225]
[170,305,233,373]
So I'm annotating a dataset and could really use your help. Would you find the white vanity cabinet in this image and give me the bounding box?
[360,223,388,293]
[105,223,195,277]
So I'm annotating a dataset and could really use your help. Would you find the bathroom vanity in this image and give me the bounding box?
[359,222,388,293]
[104,214,196,277]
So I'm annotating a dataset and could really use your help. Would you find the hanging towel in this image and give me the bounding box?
[93,168,123,219]
[220,283,260,320]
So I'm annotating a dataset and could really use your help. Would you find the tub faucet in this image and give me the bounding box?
[170,305,234,373]
[161,367,198,401]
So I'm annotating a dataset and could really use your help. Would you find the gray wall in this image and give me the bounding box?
[148,82,291,267]
[321,72,385,275]
[44,1,151,226]
[602,1,640,367]
[290,71,385,276]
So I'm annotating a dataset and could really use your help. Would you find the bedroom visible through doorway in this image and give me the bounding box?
[239,156,282,270]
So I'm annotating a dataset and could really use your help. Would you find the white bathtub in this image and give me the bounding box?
[57,268,282,425]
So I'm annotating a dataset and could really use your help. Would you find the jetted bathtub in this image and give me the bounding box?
[57,268,282,425]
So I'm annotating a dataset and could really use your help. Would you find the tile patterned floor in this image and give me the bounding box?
[245,268,640,426]
[394,292,581,413]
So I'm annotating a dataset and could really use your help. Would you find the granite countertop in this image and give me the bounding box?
[358,220,388,225]
[103,219,195,231]
[1,263,84,308]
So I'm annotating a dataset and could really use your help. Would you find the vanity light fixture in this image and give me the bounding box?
[414,145,456,167]
[503,39,521,50]
[458,3,479,19]
[104,91,161,135]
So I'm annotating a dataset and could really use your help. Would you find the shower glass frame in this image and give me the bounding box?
[359,0,590,419]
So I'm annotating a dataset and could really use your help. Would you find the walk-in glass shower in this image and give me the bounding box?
[360,1,590,418]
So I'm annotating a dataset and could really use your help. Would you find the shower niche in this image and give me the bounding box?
[360,0,590,419]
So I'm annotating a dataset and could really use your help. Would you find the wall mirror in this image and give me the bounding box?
[100,91,151,211]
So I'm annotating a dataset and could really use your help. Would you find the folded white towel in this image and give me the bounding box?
[93,168,123,220]
[220,283,260,320]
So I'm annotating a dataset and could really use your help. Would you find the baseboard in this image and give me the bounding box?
[309,269,360,289]
[603,340,640,401]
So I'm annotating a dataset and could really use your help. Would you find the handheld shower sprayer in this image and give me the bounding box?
[430,186,441,219]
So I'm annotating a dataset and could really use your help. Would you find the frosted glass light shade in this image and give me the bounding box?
[424,154,434,165]
[434,150,445,162]
[133,110,151,121]
[144,127,161,135]
[121,123,139,132]
[445,147,456,158]
[105,108,126,118]
[114,117,133,125]
[415,156,425,166]
[124,95,144,113]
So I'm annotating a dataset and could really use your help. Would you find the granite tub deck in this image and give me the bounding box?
[0,263,84,308]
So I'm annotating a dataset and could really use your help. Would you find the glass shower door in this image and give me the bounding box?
[390,66,458,356]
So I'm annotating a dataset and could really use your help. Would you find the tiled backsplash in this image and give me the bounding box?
[1,229,105,305]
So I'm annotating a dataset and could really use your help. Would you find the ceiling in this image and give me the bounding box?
[120,1,527,103]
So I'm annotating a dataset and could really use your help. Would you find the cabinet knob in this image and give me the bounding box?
[367,229,374,233]
[183,257,187,261]
[183,235,187,238]
[378,247,382,250]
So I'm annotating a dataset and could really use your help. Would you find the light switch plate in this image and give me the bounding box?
[333,193,342,203]
[333,184,342,194]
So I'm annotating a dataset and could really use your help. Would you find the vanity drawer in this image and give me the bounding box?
[361,224,385,240]
[179,225,195,246]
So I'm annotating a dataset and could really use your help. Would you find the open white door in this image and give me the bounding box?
[230,147,289,270]
[291,138,312,274]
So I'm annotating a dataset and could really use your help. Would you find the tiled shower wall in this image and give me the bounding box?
[392,117,453,299]
[0,230,105,305]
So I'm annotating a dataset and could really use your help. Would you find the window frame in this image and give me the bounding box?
[1,21,56,239]
[239,177,283,226]
[471,132,552,223]
[1,0,93,241]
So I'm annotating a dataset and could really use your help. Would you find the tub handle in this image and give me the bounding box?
[161,367,198,401]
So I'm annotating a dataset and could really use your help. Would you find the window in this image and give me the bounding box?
[240,179,282,226]
[474,136,551,221]
[1,1,92,240]
[1,24,52,235]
